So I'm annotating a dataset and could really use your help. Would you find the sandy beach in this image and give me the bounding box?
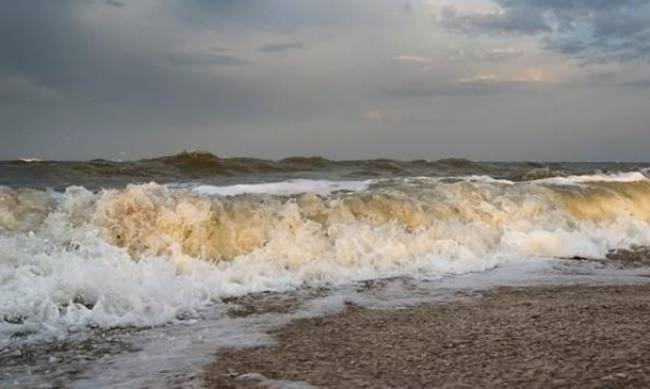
[204,283,650,388]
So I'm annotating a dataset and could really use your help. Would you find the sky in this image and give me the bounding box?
[1,0,650,161]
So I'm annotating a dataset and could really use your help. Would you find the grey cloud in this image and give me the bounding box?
[172,0,367,33]
[0,76,65,105]
[166,52,250,67]
[258,42,305,53]
[585,71,617,83]
[438,0,650,63]
[0,0,297,160]
[105,0,126,7]
[477,49,524,61]
[388,79,545,99]
[497,0,645,12]
[620,78,650,91]
[545,29,650,64]
[450,48,525,62]
[438,7,549,35]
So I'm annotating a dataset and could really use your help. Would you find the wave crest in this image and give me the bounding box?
[2,176,650,269]
[3,176,646,267]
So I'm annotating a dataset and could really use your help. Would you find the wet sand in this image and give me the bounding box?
[204,284,650,388]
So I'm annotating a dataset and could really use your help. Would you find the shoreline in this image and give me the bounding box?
[204,283,650,388]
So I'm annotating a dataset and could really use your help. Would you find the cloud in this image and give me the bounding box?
[258,42,305,53]
[389,82,529,98]
[457,74,500,84]
[458,70,550,85]
[389,69,552,99]
[620,78,650,91]
[166,52,250,68]
[0,76,65,104]
[175,0,368,33]
[394,55,432,65]
[104,0,126,7]
[437,6,549,35]
[363,109,386,122]
[449,48,525,62]
[436,0,650,63]
[476,48,524,61]
[362,108,401,122]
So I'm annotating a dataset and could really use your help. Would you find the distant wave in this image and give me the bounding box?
[152,150,223,168]
[141,151,337,175]
[2,151,649,189]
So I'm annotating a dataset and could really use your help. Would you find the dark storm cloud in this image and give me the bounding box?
[0,76,64,105]
[0,0,298,160]
[438,0,650,63]
[0,1,84,88]
[0,1,249,95]
[258,42,305,53]
[0,1,180,104]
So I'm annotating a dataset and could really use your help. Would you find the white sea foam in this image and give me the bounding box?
[2,173,650,343]
[405,175,515,185]
[193,179,373,197]
[456,175,515,185]
[535,171,648,185]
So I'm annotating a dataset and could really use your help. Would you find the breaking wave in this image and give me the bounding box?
[1,172,650,342]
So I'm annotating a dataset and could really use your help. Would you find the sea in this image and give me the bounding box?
[2,151,650,388]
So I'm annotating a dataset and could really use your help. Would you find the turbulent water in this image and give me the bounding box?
[2,151,650,346]
[3,150,650,190]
